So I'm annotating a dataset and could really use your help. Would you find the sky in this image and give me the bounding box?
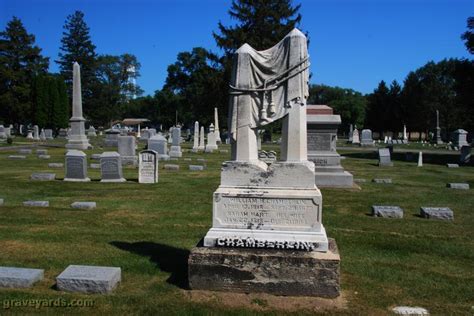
[1,0,472,96]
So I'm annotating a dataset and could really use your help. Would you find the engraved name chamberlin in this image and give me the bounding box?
[216,237,318,251]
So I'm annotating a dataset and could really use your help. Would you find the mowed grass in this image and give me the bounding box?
[0,137,473,315]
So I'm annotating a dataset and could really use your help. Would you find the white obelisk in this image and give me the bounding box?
[214,107,222,145]
[66,62,91,150]
[198,126,205,151]
[192,121,199,152]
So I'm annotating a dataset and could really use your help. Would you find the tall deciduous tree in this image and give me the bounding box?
[0,17,49,124]
[365,81,390,134]
[56,11,97,110]
[461,16,474,54]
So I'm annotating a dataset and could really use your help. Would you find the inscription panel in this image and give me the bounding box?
[214,196,320,231]
[66,157,86,179]
[101,159,121,179]
[139,151,158,183]
[307,131,331,152]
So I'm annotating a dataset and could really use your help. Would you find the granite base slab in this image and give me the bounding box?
[0,267,44,288]
[188,238,340,298]
[56,265,121,294]
[314,171,353,188]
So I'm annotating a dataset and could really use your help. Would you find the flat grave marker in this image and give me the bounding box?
[56,265,121,294]
[0,267,44,288]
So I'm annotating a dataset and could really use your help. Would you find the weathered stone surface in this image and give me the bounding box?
[189,239,340,297]
[0,267,44,288]
[23,201,49,207]
[189,165,204,171]
[446,163,459,168]
[48,163,64,168]
[372,205,403,218]
[8,155,26,159]
[31,173,56,181]
[71,202,97,210]
[164,164,179,170]
[378,148,393,167]
[56,265,121,294]
[18,149,32,154]
[139,150,158,184]
[392,306,429,315]
[372,178,392,184]
[420,207,453,220]
[100,151,125,182]
[447,183,469,190]
[64,150,90,182]
[38,155,51,159]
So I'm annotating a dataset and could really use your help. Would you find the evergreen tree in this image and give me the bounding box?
[214,0,302,55]
[33,75,49,127]
[365,81,390,134]
[461,16,474,54]
[56,77,69,129]
[48,77,60,130]
[0,17,49,124]
[56,11,97,109]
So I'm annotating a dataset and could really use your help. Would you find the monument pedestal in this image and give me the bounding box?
[189,238,340,298]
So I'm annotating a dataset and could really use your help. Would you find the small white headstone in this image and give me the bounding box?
[139,150,159,184]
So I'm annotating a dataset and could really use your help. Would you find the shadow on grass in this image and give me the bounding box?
[110,241,190,289]
[343,151,471,166]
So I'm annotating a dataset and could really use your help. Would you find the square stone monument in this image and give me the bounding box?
[169,127,182,158]
[453,129,468,148]
[188,29,339,298]
[148,134,169,160]
[104,129,120,147]
[205,123,218,153]
[44,129,53,140]
[352,128,360,144]
[139,150,159,183]
[100,152,126,182]
[64,150,90,182]
[118,135,137,166]
[306,105,353,188]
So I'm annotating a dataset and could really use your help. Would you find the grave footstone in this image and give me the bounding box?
[36,149,48,155]
[378,148,393,167]
[90,163,100,169]
[139,150,158,184]
[420,207,453,220]
[392,306,429,315]
[71,202,97,210]
[31,173,56,181]
[48,163,64,168]
[18,149,32,154]
[9,155,26,159]
[446,163,459,168]
[38,155,50,159]
[447,183,469,190]
[0,267,44,288]
[64,150,90,182]
[354,178,366,183]
[372,178,392,184]
[100,152,125,182]
[56,265,121,294]
[189,165,204,171]
[372,205,403,218]
[91,154,101,160]
[164,164,179,170]
[118,135,137,166]
[23,201,49,207]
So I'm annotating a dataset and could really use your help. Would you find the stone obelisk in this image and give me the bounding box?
[198,126,205,151]
[66,62,91,150]
[435,110,443,145]
[192,121,199,152]
[214,107,222,145]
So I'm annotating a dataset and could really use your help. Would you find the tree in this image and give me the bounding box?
[88,53,143,126]
[214,0,302,55]
[56,11,97,109]
[365,81,390,134]
[461,16,474,54]
[307,84,367,132]
[0,17,49,124]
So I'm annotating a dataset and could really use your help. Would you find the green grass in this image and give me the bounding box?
[0,137,473,315]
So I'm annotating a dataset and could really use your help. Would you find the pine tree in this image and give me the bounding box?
[56,77,69,129]
[0,17,49,124]
[56,11,97,109]
[33,75,49,127]
[214,0,303,55]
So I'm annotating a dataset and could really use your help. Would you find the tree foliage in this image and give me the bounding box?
[461,16,474,54]
[0,17,49,124]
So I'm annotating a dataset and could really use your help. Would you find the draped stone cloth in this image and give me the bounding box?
[228,28,309,141]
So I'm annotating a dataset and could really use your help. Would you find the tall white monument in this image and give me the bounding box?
[192,121,199,152]
[189,29,339,298]
[66,62,91,150]
[214,107,222,145]
[198,126,205,151]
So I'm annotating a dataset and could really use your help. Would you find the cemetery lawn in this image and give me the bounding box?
[0,138,473,315]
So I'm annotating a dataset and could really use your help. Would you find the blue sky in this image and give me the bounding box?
[1,0,472,96]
